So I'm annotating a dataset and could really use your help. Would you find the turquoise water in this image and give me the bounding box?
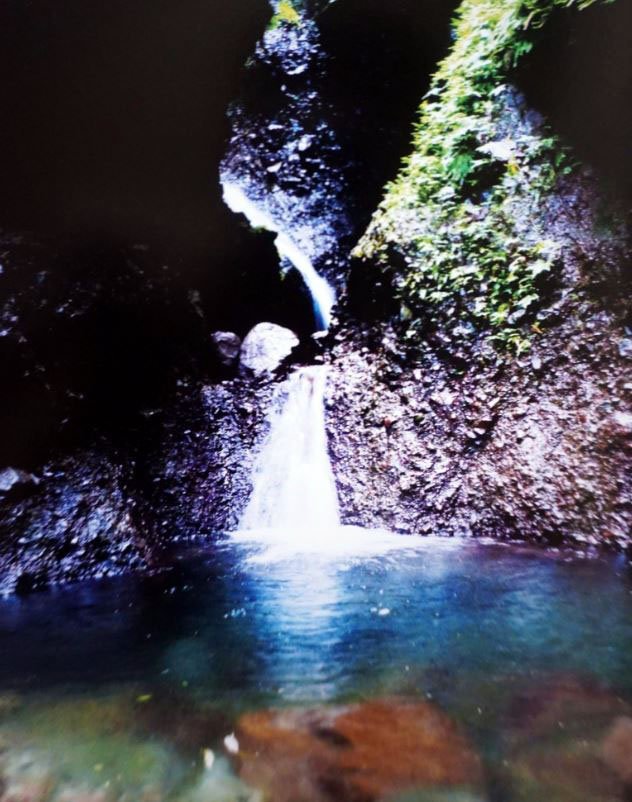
[1,536,631,801]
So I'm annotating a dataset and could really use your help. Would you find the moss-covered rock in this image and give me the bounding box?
[354,0,618,353]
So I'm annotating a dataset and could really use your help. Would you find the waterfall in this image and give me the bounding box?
[235,367,422,563]
[239,365,340,532]
[221,181,336,331]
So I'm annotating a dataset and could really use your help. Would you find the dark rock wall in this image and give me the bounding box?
[516,0,632,205]
[1,0,630,592]
[0,0,462,591]
[328,164,632,548]
[138,378,274,540]
[326,0,631,550]
[0,0,307,591]
[0,451,147,594]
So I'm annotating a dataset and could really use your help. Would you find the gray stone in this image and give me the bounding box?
[240,323,299,375]
[211,331,242,367]
[0,467,38,494]
[477,138,515,161]
[618,338,632,359]
[611,411,632,436]
[430,389,455,408]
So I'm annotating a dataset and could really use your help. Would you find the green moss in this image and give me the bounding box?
[269,0,302,28]
[355,0,614,353]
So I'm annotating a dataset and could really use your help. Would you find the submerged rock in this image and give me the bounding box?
[0,749,56,802]
[501,676,632,802]
[240,323,299,376]
[235,699,483,802]
[601,716,632,785]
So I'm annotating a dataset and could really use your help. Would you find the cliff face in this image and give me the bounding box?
[328,179,632,546]
[0,0,630,593]
[0,0,299,592]
[328,0,632,549]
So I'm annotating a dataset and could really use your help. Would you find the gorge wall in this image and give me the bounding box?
[0,0,630,593]
[328,0,631,547]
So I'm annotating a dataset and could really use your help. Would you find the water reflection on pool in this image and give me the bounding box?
[0,535,631,801]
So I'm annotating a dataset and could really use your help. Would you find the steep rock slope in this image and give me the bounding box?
[328,0,631,548]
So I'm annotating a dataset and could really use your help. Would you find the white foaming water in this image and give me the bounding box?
[221,181,336,330]
[239,365,340,532]
[232,526,450,565]
[235,364,435,564]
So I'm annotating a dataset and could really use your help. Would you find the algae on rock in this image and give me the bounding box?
[354,0,617,353]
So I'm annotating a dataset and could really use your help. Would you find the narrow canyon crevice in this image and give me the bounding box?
[0,0,631,594]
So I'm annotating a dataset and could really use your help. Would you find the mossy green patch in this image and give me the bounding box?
[269,0,302,28]
[354,0,615,353]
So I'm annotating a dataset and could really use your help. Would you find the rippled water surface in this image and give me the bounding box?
[1,536,631,801]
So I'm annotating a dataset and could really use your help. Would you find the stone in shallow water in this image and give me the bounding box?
[0,749,56,802]
[234,698,484,802]
[601,716,632,785]
[52,787,113,802]
[502,676,631,802]
[240,323,299,376]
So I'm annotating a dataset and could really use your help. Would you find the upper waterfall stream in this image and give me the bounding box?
[221,181,336,330]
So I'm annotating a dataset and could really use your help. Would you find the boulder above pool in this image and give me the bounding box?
[240,322,299,376]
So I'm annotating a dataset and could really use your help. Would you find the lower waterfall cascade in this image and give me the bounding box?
[238,365,340,532]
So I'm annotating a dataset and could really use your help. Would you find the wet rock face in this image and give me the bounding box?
[0,232,213,592]
[235,699,484,802]
[0,451,147,595]
[220,12,353,300]
[0,367,276,592]
[327,307,632,547]
[138,378,275,539]
[328,140,632,549]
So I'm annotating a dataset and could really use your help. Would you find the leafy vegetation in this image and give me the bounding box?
[269,0,302,28]
[355,0,615,352]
